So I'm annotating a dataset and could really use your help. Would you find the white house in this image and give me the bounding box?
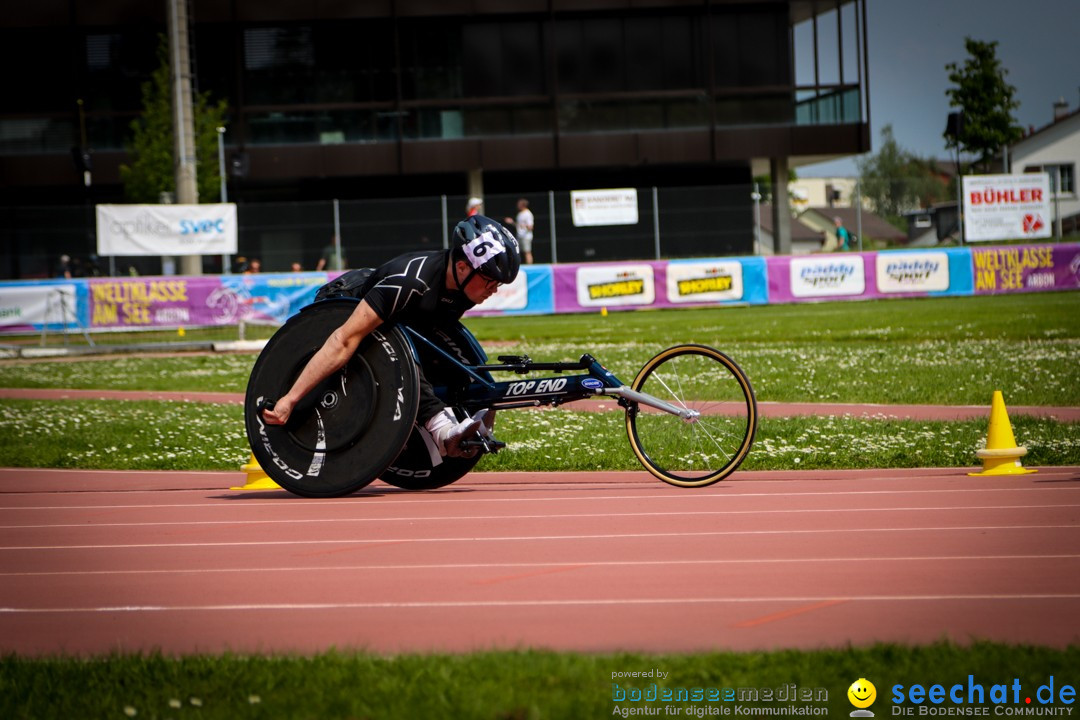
[1007,100,1080,235]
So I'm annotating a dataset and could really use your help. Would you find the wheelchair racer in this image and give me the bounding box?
[261,215,521,458]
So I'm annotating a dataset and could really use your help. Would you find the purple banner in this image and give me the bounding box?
[552,257,768,313]
[971,244,1080,294]
[87,274,327,330]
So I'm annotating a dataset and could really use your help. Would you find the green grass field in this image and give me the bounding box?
[2,292,1078,719]
[0,292,1077,471]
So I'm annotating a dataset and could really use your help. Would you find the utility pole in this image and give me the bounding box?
[167,0,201,275]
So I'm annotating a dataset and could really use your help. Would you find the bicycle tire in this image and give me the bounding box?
[625,344,756,488]
[244,299,420,497]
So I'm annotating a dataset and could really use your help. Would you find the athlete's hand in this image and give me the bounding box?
[262,398,293,425]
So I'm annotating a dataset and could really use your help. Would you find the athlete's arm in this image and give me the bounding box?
[261,300,383,425]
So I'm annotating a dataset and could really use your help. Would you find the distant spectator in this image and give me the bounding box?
[316,238,346,271]
[244,258,262,274]
[466,197,484,217]
[834,217,851,251]
[504,198,535,265]
[291,261,303,272]
[55,254,72,279]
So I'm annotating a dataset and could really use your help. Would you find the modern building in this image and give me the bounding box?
[1,0,870,277]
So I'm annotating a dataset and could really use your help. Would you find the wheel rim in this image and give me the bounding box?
[627,346,755,487]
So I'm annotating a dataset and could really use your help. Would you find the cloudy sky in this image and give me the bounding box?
[799,0,1080,177]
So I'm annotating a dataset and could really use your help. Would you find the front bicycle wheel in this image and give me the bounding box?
[626,344,756,487]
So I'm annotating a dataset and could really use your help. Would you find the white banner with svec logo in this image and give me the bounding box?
[96,204,238,256]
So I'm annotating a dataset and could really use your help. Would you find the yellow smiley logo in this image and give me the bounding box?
[848,679,877,709]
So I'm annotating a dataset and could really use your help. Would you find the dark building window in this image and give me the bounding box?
[624,16,701,91]
[462,20,546,97]
[0,29,74,114]
[711,6,790,87]
[399,19,463,100]
[556,18,622,94]
[244,26,316,104]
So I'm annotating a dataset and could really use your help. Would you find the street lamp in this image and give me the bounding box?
[945,112,964,244]
[751,183,762,254]
[216,126,227,203]
[216,126,229,273]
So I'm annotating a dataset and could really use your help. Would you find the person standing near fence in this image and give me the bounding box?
[504,198,534,265]
[833,217,851,251]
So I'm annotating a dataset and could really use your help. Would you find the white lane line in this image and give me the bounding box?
[4,554,1080,578]
[3,594,1080,614]
[3,486,1078,512]
[1,524,1078,551]
[2,504,1077,530]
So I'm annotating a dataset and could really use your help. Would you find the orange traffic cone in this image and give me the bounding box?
[230,453,282,490]
[968,391,1036,476]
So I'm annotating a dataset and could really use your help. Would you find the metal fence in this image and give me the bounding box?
[1,186,754,280]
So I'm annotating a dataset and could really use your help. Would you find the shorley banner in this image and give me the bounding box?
[962,173,1052,242]
[95,203,238,256]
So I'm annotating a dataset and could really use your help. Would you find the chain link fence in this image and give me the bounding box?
[2,186,756,280]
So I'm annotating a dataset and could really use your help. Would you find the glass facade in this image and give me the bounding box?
[0,2,865,156]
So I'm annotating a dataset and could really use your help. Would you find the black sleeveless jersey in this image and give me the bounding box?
[360,250,474,329]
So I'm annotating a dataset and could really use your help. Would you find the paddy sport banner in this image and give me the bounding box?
[96,203,238,256]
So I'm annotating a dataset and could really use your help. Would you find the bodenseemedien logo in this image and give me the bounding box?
[849,679,878,717]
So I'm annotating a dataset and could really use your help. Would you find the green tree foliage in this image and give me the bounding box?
[857,125,948,227]
[119,35,228,203]
[944,38,1022,171]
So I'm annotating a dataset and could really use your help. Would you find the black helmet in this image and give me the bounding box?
[451,214,521,286]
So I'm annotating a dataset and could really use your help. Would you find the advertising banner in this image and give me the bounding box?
[553,258,767,313]
[86,273,325,330]
[570,188,639,227]
[574,263,656,308]
[468,266,554,316]
[96,203,238,256]
[962,174,1052,242]
[665,260,744,304]
[0,283,81,329]
[875,251,951,293]
[971,243,1080,294]
[875,248,974,296]
[785,256,867,299]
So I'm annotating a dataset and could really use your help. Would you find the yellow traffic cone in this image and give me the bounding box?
[968,391,1036,476]
[230,453,282,490]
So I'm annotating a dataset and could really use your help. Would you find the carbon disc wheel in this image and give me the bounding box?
[244,299,420,497]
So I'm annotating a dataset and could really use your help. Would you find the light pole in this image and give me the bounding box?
[751,183,762,254]
[216,126,230,273]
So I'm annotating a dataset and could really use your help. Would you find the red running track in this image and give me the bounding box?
[2,466,1079,657]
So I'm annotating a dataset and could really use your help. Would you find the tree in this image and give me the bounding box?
[857,125,946,227]
[944,38,1022,172]
[120,34,229,203]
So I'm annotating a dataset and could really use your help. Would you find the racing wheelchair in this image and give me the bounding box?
[244,297,757,497]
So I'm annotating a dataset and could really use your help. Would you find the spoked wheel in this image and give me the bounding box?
[626,344,756,487]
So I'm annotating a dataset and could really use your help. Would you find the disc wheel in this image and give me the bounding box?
[244,300,419,498]
[380,409,496,490]
[626,344,756,487]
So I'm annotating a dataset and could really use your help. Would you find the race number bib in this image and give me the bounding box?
[463,231,506,270]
